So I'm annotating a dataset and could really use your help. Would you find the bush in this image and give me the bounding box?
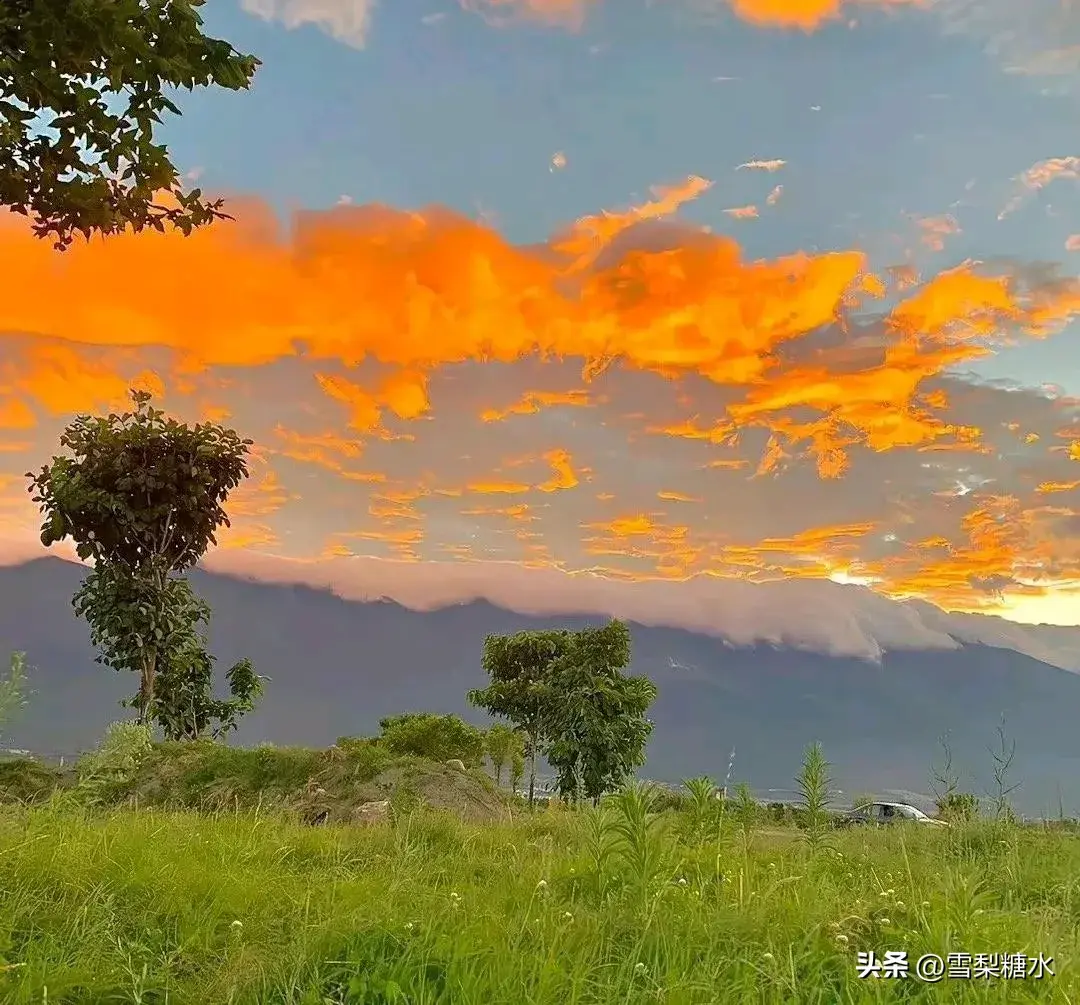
[938,791,980,822]
[0,757,63,803]
[377,713,485,766]
[74,720,154,805]
[335,736,391,781]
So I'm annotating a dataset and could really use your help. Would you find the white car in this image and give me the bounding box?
[845,800,950,827]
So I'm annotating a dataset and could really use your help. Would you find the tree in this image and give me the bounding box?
[27,389,255,727]
[0,651,29,742]
[544,620,656,805]
[378,712,486,766]
[0,0,259,250]
[484,723,520,787]
[468,629,571,806]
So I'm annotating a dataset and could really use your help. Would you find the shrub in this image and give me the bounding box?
[74,720,154,805]
[938,791,980,822]
[377,713,485,766]
[0,757,63,803]
[335,737,391,781]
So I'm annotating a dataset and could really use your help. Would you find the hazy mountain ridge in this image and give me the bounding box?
[2,557,1080,817]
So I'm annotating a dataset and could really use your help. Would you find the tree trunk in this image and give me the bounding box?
[138,649,157,725]
[527,737,537,808]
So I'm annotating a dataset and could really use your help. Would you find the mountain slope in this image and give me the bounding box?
[2,557,1079,817]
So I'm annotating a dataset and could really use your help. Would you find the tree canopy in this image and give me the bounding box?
[0,0,259,249]
[28,389,251,572]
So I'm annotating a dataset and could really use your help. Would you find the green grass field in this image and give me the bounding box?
[0,741,1076,1003]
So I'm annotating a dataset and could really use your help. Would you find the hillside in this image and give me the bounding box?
[3,557,1080,816]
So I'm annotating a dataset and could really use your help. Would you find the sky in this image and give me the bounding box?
[4,0,1080,636]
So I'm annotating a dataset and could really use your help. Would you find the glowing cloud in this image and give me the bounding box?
[2,175,1080,621]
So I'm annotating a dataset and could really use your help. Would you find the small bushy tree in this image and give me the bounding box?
[470,620,655,806]
[28,390,257,729]
[484,723,521,786]
[378,713,486,766]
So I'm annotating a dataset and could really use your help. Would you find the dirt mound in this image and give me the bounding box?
[123,741,510,823]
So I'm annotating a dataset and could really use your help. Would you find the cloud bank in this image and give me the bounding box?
[2,174,1080,631]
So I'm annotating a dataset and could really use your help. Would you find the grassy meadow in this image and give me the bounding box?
[0,740,1076,1004]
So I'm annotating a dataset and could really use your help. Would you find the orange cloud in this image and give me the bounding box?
[915,214,961,252]
[480,389,591,422]
[0,399,35,430]
[459,0,595,28]
[3,177,1080,619]
[315,370,428,433]
[459,0,922,31]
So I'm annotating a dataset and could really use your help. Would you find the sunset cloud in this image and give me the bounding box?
[457,0,921,32]
[2,176,1080,621]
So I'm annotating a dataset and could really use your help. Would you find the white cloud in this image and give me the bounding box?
[239,0,375,49]
[933,0,1080,86]
[193,548,1080,673]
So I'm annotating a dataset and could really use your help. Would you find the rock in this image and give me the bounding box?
[351,799,390,825]
[445,759,466,772]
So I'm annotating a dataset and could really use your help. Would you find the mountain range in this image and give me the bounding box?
[2,556,1080,817]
